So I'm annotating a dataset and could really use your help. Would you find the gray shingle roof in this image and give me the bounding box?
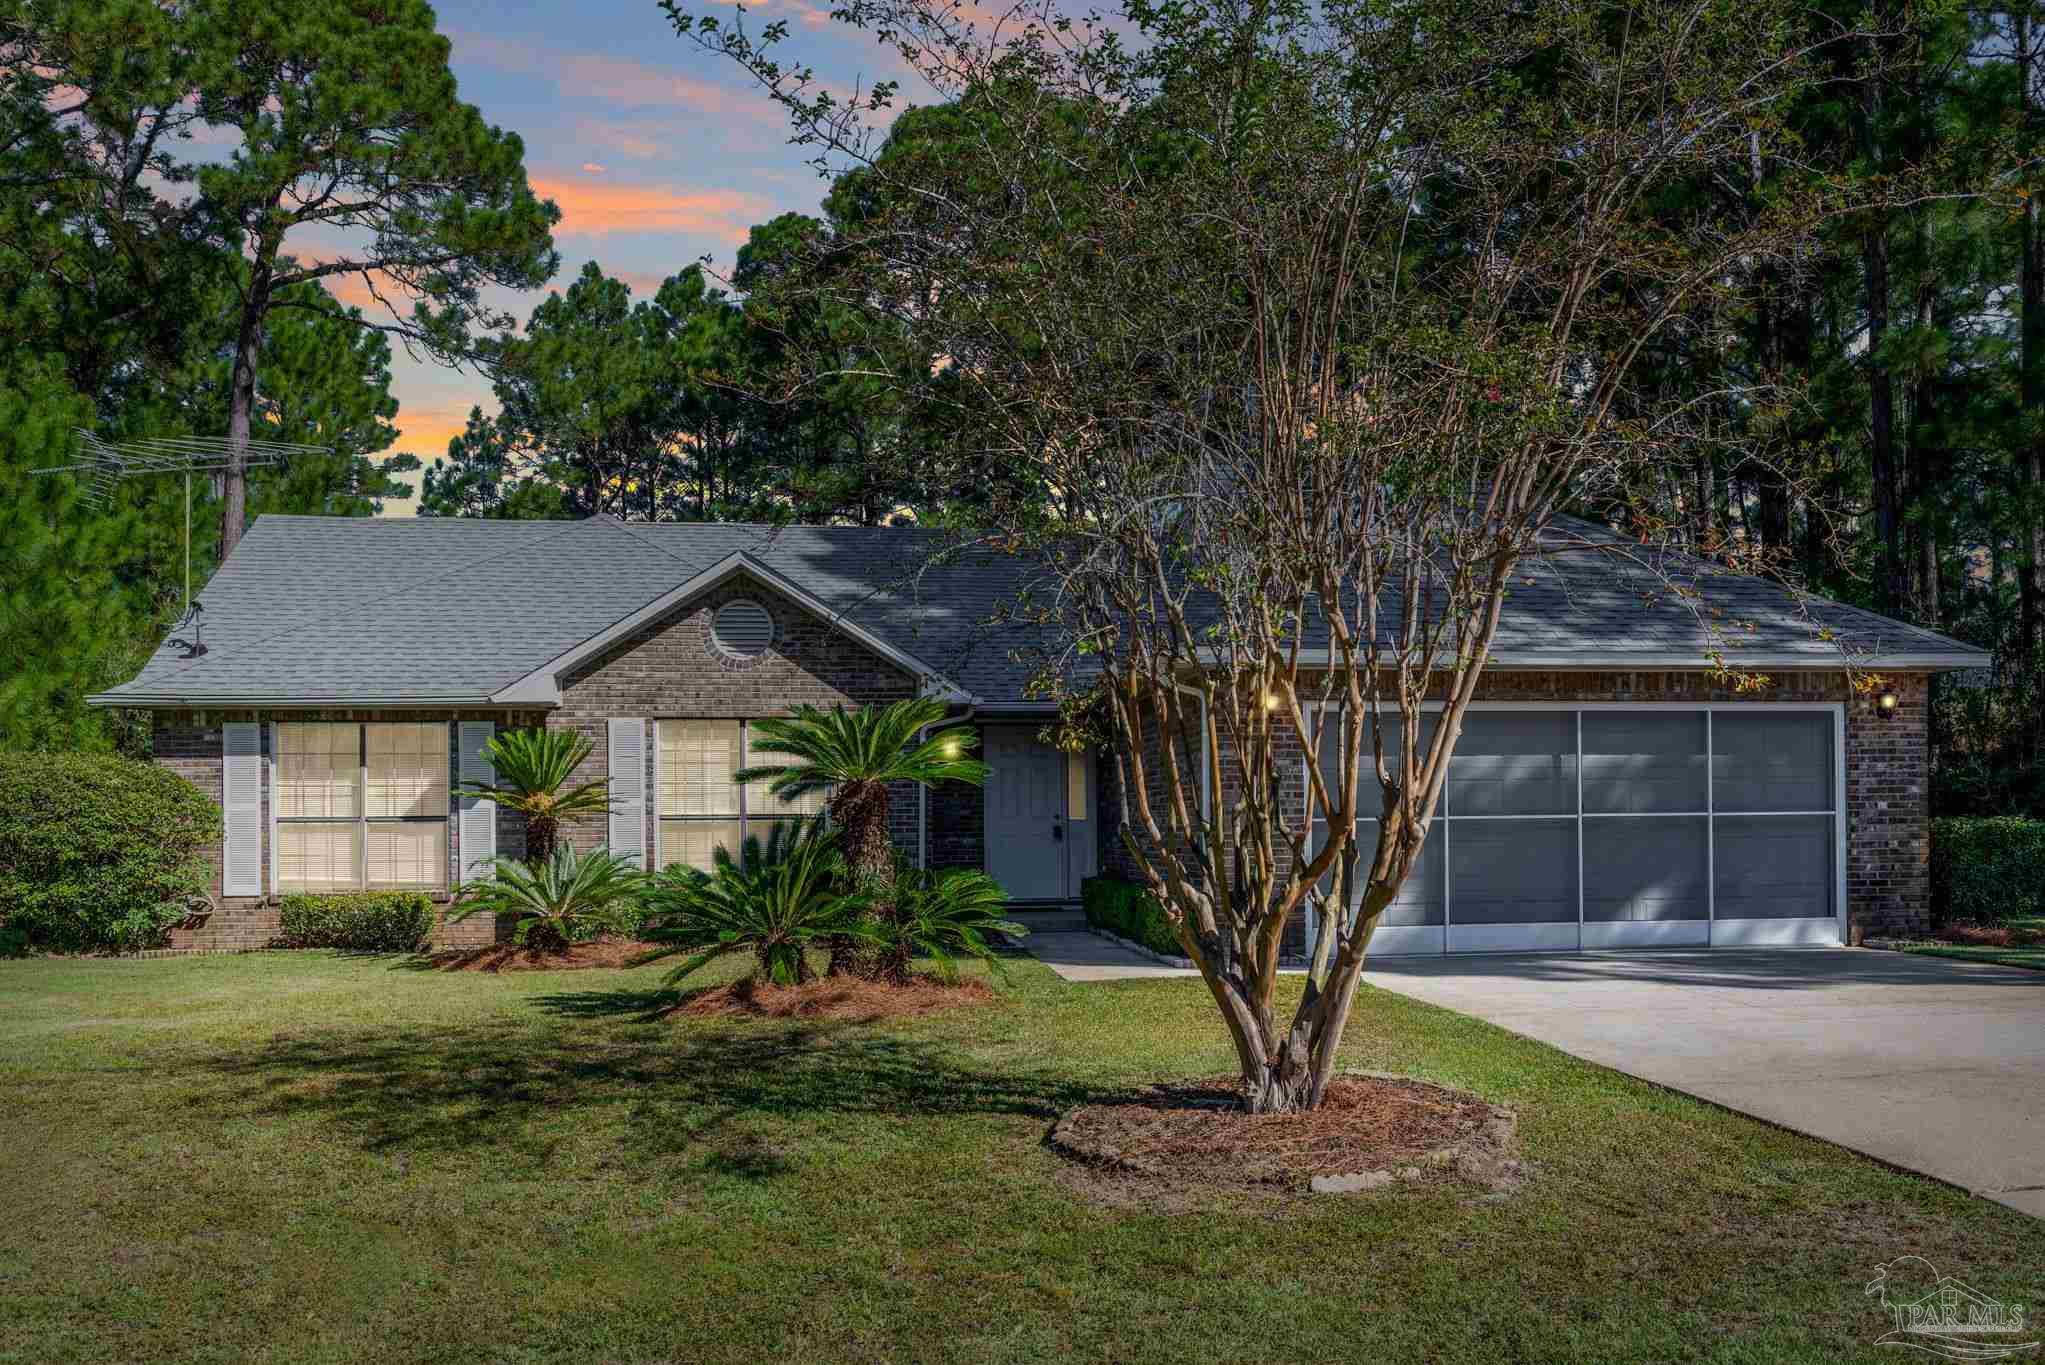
[92,513,1986,709]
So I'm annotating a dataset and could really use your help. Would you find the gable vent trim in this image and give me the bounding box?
[712,599,775,657]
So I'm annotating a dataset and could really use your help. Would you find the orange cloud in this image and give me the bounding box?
[391,404,477,460]
[529,177,768,243]
[581,161,607,174]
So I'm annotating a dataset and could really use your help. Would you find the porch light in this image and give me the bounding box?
[1876,689,1899,716]
[1263,690,1282,712]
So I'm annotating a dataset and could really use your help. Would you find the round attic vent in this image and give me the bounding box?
[712,599,775,657]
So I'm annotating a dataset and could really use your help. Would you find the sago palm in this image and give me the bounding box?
[636,820,870,986]
[735,697,988,976]
[869,863,1027,987]
[446,845,648,953]
[455,728,611,864]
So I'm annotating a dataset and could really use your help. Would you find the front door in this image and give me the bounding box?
[983,726,1071,900]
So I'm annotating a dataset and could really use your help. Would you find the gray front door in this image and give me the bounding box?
[984,726,1070,900]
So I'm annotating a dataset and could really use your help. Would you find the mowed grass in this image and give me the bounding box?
[1,952,2040,1364]
[1903,917,2045,971]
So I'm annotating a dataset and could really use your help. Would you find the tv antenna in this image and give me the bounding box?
[32,429,330,612]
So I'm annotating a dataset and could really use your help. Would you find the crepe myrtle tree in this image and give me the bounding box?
[667,0,1901,1110]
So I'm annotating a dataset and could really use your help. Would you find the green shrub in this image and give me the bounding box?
[1931,817,2045,926]
[276,892,436,952]
[447,845,648,952]
[0,752,219,953]
[1081,875,1182,957]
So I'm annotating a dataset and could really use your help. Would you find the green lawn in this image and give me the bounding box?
[2,953,2040,1363]
[1904,918,2045,971]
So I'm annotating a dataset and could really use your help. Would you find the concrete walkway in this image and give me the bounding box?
[1364,948,2045,1218]
[1025,929,1199,981]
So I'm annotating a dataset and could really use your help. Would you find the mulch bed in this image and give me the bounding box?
[1938,922,2044,948]
[1050,1073,1520,1198]
[418,938,664,973]
[671,974,996,1022]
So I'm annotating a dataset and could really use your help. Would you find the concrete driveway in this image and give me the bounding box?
[1362,947,2045,1218]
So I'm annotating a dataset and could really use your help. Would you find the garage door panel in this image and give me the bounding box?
[1447,818,1577,925]
[1712,712,1834,813]
[1713,815,1834,918]
[1582,712,1708,814]
[1583,816,1709,921]
[1448,712,1578,816]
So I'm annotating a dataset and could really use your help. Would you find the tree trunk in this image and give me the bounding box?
[1861,37,1905,616]
[2022,13,2045,687]
[830,779,896,980]
[222,241,278,562]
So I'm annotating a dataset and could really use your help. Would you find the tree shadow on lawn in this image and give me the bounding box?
[194,1015,1103,1169]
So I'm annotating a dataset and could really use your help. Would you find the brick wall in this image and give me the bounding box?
[550,573,920,858]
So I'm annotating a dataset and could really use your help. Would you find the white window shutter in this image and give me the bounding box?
[458,721,498,883]
[222,722,262,896]
[608,719,646,864]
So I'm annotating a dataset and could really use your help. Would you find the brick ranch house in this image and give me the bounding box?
[94,513,1987,955]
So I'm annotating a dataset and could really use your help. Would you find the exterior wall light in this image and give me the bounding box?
[1876,689,1899,716]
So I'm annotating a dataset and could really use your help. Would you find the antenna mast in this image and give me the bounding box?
[32,430,332,610]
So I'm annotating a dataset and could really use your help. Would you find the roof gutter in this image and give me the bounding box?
[86,692,526,710]
[1186,648,1991,672]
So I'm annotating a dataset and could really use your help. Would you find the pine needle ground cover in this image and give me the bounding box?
[1,952,2039,1363]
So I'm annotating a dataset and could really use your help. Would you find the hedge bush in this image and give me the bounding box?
[1081,875,1182,957]
[277,892,436,952]
[1931,817,2045,926]
[0,752,220,953]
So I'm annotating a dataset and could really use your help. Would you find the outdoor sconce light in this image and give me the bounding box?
[1263,690,1282,712]
[1876,689,1899,716]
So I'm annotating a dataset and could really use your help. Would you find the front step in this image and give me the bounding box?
[1007,905,1087,932]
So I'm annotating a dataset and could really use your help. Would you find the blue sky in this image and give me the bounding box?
[370,0,920,511]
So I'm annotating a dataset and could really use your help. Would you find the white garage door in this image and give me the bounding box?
[1308,704,1845,956]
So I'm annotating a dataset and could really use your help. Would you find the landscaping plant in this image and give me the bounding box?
[445,845,647,953]
[636,820,870,986]
[868,862,1026,986]
[275,892,434,952]
[736,697,986,976]
[0,752,218,953]
[454,728,611,865]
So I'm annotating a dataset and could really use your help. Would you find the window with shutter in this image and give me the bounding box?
[274,721,448,891]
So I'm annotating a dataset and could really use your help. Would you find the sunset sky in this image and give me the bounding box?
[369,0,923,512]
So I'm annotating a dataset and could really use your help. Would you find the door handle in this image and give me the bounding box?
[1052,821,1064,842]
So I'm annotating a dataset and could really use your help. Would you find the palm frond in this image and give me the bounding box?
[733,697,990,795]
[447,844,649,949]
[637,820,876,985]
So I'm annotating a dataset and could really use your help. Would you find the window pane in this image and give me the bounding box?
[278,820,360,890]
[1582,712,1707,814]
[746,723,827,817]
[1446,817,1577,923]
[366,723,448,818]
[1712,712,1833,812]
[659,819,741,872]
[367,821,447,888]
[1447,712,1578,816]
[1583,816,1708,921]
[659,721,742,816]
[276,722,358,819]
[1066,751,1088,821]
[1713,815,1834,918]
